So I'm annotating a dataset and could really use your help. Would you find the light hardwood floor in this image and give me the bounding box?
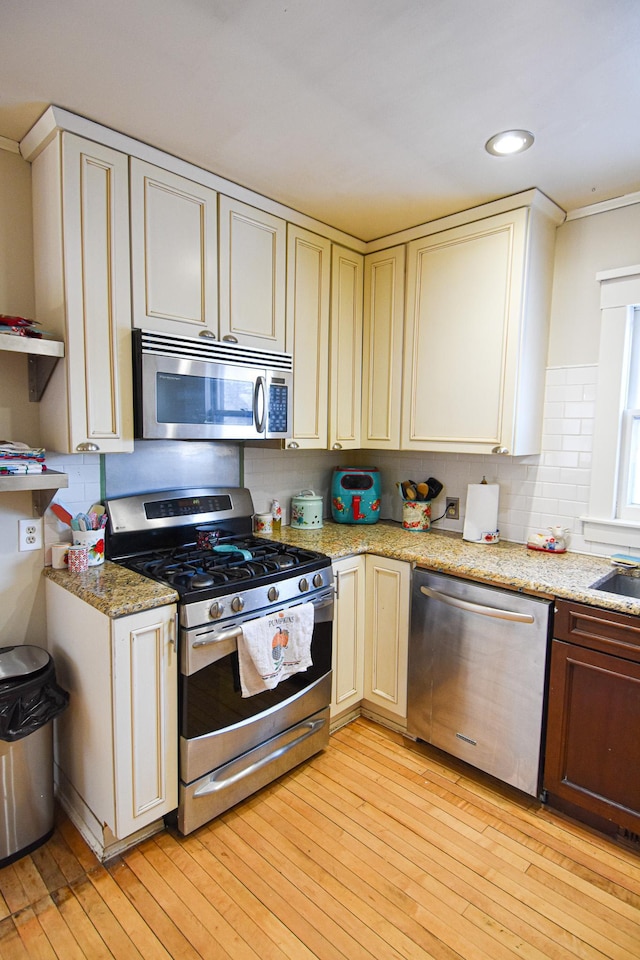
[1,717,639,959]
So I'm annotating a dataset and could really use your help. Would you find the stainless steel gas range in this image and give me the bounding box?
[105,486,333,835]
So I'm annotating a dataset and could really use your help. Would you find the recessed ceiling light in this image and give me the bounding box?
[485,130,534,156]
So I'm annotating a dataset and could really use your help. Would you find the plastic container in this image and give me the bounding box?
[0,645,69,866]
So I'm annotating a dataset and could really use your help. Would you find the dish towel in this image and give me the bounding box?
[237,602,314,698]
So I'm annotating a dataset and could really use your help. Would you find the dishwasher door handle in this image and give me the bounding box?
[419,585,535,623]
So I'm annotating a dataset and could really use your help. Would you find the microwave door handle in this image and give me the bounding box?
[254,376,266,433]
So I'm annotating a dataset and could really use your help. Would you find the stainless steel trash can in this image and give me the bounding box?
[0,645,69,867]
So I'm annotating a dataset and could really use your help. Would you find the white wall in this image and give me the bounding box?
[0,147,47,645]
[547,203,640,366]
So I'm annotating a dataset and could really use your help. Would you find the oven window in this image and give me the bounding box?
[181,620,332,738]
[157,372,254,426]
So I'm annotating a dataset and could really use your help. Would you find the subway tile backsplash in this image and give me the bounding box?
[47,364,619,559]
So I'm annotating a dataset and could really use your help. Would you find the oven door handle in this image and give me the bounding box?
[192,626,242,648]
[191,591,334,649]
[193,715,327,797]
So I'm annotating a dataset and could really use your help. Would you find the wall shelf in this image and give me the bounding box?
[0,333,65,401]
[0,468,69,515]
[0,468,67,492]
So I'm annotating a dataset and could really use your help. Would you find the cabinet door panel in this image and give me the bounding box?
[329,246,363,450]
[35,134,133,453]
[545,638,640,831]
[219,196,286,350]
[362,246,405,449]
[402,209,528,454]
[364,555,410,719]
[112,606,177,838]
[286,226,331,448]
[331,556,365,716]
[130,159,218,337]
[80,153,127,440]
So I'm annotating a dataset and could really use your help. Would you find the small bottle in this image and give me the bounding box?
[271,499,282,535]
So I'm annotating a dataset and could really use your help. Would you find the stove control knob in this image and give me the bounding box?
[312,573,324,588]
[231,596,245,613]
[268,586,280,602]
[209,601,224,620]
[298,577,309,593]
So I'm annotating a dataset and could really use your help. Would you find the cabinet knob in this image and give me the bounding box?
[198,330,217,339]
[222,334,239,343]
[332,443,343,450]
[491,445,510,455]
[76,442,99,452]
[287,441,299,449]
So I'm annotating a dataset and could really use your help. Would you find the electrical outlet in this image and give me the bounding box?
[445,497,460,520]
[18,518,43,551]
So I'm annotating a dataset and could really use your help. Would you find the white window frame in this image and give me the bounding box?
[583,265,640,547]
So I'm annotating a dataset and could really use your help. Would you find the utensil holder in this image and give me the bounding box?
[402,500,431,531]
[72,529,105,566]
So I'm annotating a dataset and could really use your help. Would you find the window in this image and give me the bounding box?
[618,307,640,522]
[584,267,640,548]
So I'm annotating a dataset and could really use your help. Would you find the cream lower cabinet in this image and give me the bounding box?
[363,555,410,721]
[402,200,562,455]
[46,581,177,858]
[285,225,332,449]
[331,555,366,719]
[130,159,218,338]
[361,246,405,449]
[32,133,133,453]
[218,196,286,351]
[329,245,363,451]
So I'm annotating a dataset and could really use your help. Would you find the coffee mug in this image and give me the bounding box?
[67,544,89,573]
[254,513,273,534]
[51,543,70,569]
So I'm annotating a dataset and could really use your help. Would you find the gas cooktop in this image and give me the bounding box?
[120,536,329,602]
[105,486,331,605]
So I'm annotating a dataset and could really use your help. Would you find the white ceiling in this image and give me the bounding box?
[1,0,640,241]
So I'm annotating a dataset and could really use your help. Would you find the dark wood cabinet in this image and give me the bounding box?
[544,599,640,836]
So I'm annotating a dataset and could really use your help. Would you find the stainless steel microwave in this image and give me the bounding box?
[132,329,293,441]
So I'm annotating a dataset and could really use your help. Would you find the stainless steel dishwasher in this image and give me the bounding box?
[407,569,552,797]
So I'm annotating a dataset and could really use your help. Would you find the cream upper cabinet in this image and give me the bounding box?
[362,246,405,449]
[46,581,177,856]
[285,225,331,449]
[32,133,133,454]
[130,159,218,339]
[329,245,363,451]
[402,204,559,455]
[363,554,410,722]
[218,196,286,350]
[331,555,366,720]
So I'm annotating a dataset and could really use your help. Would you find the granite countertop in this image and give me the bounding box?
[43,520,639,618]
[43,562,178,618]
[270,521,640,616]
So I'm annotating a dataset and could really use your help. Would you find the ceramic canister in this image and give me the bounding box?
[290,490,323,529]
[402,499,431,531]
[72,529,105,566]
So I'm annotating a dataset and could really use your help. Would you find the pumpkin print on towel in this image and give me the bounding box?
[271,625,290,667]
